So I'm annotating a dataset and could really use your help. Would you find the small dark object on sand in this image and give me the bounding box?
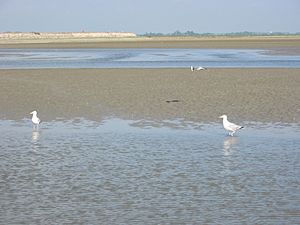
[166,100,180,103]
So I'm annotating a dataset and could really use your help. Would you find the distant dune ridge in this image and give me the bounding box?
[0,32,137,39]
[0,32,299,50]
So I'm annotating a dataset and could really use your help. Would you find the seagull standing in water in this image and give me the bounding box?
[219,115,244,136]
[30,110,41,129]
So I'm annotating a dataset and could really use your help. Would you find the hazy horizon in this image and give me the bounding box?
[0,0,299,34]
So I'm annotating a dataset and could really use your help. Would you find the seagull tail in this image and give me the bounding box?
[240,126,244,129]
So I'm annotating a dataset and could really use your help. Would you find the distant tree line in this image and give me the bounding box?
[140,31,300,37]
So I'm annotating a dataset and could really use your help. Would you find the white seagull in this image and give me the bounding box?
[196,66,207,71]
[30,110,41,129]
[219,115,244,136]
[191,66,207,71]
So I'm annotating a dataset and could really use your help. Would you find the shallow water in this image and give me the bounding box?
[0,48,300,69]
[0,118,299,224]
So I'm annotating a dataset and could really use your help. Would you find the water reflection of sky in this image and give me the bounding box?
[1,118,300,224]
[3,117,300,139]
[0,48,299,69]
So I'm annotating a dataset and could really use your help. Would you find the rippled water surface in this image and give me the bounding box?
[0,119,299,224]
[0,48,300,68]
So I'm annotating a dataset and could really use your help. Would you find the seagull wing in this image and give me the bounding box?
[32,116,41,125]
[226,122,243,131]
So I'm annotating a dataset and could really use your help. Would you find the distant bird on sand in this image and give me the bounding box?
[196,66,207,71]
[191,66,207,71]
[219,115,244,136]
[30,110,41,129]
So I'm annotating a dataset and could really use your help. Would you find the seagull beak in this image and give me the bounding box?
[219,116,223,118]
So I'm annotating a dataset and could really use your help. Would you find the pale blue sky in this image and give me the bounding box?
[0,0,299,34]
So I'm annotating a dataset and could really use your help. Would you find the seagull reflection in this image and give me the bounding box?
[223,136,238,156]
[32,130,40,142]
[31,130,41,152]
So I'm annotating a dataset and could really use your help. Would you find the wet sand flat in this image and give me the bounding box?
[0,68,299,123]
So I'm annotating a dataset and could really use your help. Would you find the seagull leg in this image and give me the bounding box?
[33,124,38,131]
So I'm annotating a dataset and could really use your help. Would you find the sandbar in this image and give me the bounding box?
[0,36,300,50]
[0,68,299,123]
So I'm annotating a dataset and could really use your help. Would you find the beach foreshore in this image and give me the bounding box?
[0,36,300,49]
[0,68,299,123]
